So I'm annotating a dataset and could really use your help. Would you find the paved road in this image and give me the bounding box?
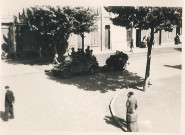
[112,53,181,132]
[0,45,182,134]
[95,46,181,66]
[0,62,122,133]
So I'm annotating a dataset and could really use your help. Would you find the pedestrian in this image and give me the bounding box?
[70,47,76,57]
[126,91,138,130]
[4,86,15,121]
[130,39,134,52]
[174,34,181,45]
[85,46,91,57]
[53,53,60,65]
[126,108,139,132]
[142,36,147,48]
[126,91,138,113]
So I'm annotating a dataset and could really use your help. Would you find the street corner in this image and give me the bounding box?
[109,88,140,131]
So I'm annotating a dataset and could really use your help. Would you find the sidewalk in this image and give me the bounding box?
[1,42,181,72]
[93,42,181,55]
[110,75,181,132]
[109,53,181,133]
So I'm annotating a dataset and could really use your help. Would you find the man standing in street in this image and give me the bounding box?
[126,91,138,113]
[126,91,138,131]
[4,86,15,121]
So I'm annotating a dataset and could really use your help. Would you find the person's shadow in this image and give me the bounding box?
[0,111,6,121]
[104,116,127,132]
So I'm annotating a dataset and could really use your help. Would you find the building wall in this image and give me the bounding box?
[60,7,178,53]
[68,7,132,52]
[161,29,176,44]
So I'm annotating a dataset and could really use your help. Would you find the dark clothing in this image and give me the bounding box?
[174,36,181,45]
[5,106,14,120]
[5,90,15,107]
[4,90,15,121]
[85,48,91,57]
[130,41,133,48]
[71,51,76,57]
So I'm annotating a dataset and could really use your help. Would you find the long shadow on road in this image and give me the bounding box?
[164,64,181,70]
[104,116,127,132]
[174,47,182,52]
[3,58,52,66]
[45,70,144,93]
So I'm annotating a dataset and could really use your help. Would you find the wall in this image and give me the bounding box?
[68,7,178,53]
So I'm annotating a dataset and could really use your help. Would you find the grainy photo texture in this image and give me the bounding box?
[0,0,183,135]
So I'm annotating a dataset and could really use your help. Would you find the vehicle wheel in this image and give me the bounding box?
[52,70,59,76]
[62,70,71,78]
[89,66,96,75]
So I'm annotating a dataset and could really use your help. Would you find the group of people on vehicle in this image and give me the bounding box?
[69,46,93,58]
[69,46,94,61]
[52,46,94,65]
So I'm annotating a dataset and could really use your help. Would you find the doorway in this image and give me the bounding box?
[136,29,141,47]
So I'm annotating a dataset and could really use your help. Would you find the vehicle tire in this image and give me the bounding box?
[89,66,96,75]
[62,70,71,78]
[52,70,59,76]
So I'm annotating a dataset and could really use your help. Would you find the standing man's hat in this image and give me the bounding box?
[128,91,134,95]
[5,86,10,89]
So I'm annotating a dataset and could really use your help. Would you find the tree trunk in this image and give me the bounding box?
[143,28,154,91]
[81,33,85,52]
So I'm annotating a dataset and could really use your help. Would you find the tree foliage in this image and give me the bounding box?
[71,7,98,35]
[25,6,75,56]
[69,7,98,51]
[17,6,98,57]
[105,6,182,91]
[2,34,10,54]
[104,6,182,31]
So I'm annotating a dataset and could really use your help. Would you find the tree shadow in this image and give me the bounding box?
[164,64,181,70]
[104,116,127,132]
[174,48,182,52]
[3,58,52,66]
[45,70,144,93]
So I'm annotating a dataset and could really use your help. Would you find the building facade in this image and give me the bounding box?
[1,6,182,57]
[68,7,179,53]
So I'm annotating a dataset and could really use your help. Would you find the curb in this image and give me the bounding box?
[109,90,127,132]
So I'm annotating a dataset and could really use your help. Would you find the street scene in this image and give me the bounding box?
[0,1,183,135]
[0,45,182,134]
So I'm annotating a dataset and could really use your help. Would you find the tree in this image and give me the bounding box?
[71,7,98,51]
[105,6,182,91]
[18,6,98,57]
[2,32,11,54]
[25,6,74,57]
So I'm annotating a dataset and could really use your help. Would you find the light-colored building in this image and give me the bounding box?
[1,6,182,57]
[68,7,180,53]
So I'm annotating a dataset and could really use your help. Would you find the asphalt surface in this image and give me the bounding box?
[0,44,182,134]
[111,53,181,132]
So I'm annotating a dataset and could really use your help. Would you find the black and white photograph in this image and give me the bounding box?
[0,0,184,135]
